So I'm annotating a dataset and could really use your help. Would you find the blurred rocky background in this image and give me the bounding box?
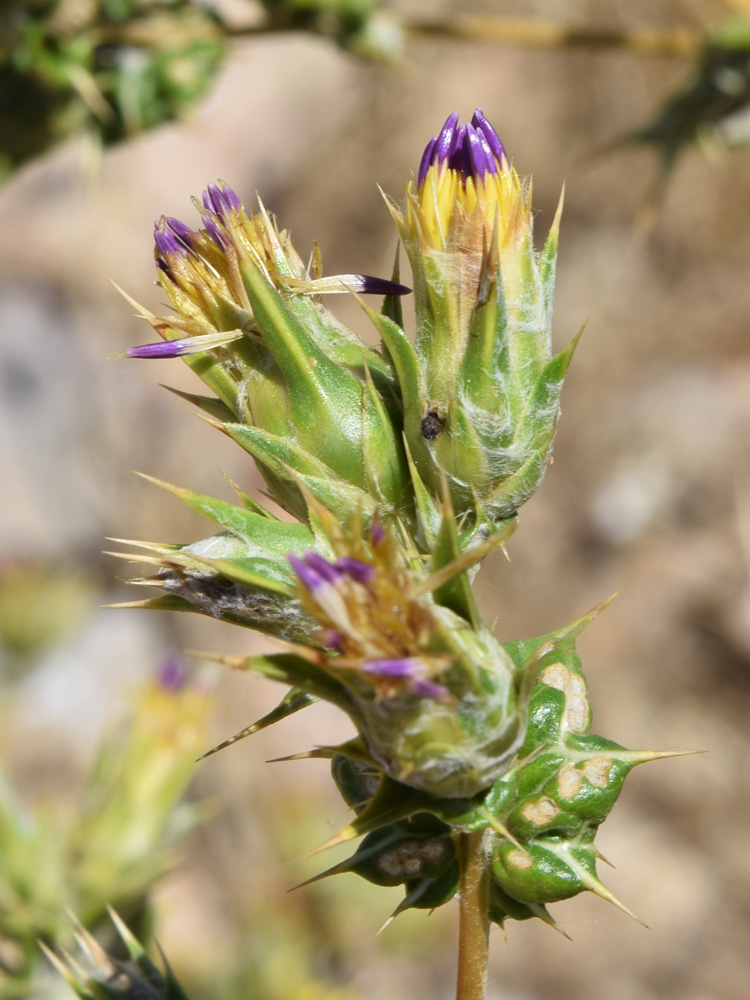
[1,1,749,999]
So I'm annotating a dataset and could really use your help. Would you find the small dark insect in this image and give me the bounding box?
[420,408,444,440]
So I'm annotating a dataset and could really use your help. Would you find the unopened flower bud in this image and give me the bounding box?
[383,110,578,525]
[124,182,414,528]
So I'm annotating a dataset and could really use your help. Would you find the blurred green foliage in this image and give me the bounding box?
[634,17,750,172]
[259,0,402,60]
[0,676,212,997]
[0,0,225,178]
[4,2,750,183]
[0,564,96,669]
[44,909,196,1000]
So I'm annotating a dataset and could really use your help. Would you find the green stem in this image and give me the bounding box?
[456,831,491,1000]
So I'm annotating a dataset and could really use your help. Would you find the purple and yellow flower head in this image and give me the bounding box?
[378,109,573,526]
[406,109,529,264]
[138,181,409,360]
[117,182,415,531]
[279,518,523,798]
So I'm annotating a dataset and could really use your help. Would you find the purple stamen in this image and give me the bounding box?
[126,337,207,359]
[371,522,385,546]
[335,557,375,585]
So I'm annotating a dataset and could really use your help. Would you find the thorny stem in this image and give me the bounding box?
[456,831,491,1000]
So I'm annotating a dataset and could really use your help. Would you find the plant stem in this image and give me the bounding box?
[94,14,701,60]
[456,830,491,1000]
[407,15,700,58]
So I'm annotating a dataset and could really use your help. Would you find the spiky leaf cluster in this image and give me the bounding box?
[247,603,684,931]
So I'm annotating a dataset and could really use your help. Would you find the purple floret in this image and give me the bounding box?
[289,552,344,592]
[446,123,468,176]
[154,228,186,259]
[165,216,196,249]
[356,274,411,297]
[202,214,229,249]
[471,108,507,164]
[361,657,448,700]
[417,135,438,188]
[335,557,375,585]
[156,655,189,692]
[319,629,344,651]
[156,257,173,280]
[222,184,242,211]
[303,551,344,585]
[362,657,418,678]
[203,182,242,217]
[126,337,204,359]
[288,553,323,592]
[466,125,493,179]
[411,677,449,699]
[435,111,459,166]
[417,109,508,187]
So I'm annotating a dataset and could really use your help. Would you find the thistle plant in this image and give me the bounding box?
[111,110,687,1000]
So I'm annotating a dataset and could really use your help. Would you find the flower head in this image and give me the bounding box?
[378,110,576,526]
[413,109,527,266]
[118,182,414,529]
[142,182,410,357]
[283,520,522,798]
